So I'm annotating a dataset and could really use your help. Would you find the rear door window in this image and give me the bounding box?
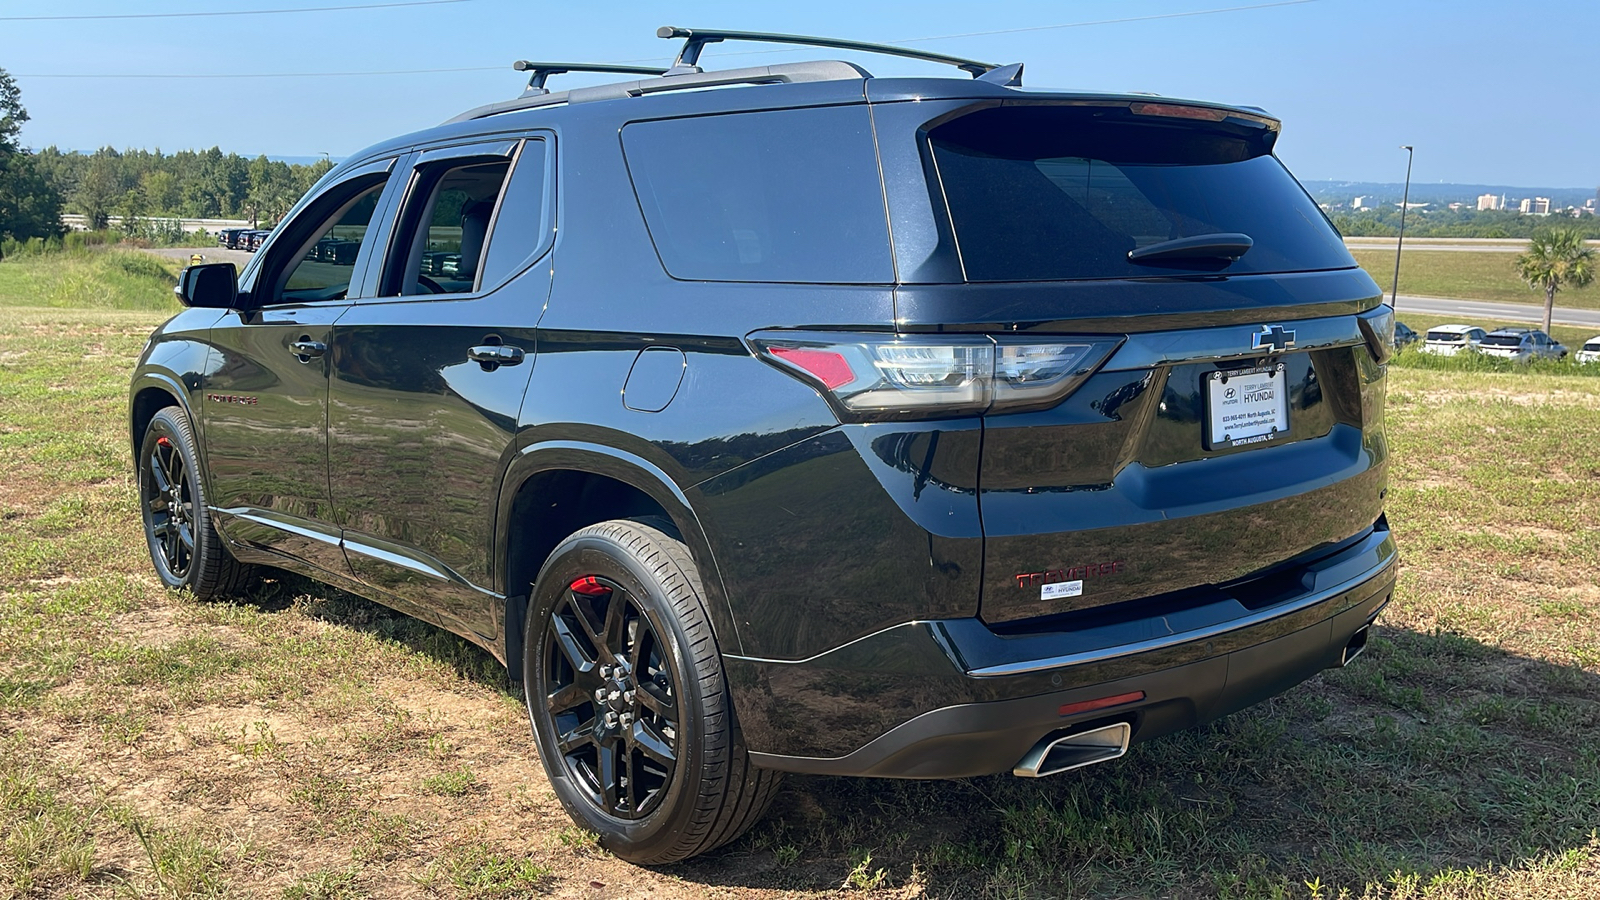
[623,105,893,284]
[927,104,1354,282]
[371,137,551,299]
[380,154,511,297]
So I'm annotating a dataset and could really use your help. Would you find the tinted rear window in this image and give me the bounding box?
[624,106,893,283]
[1427,331,1466,342]
[1585,342,1600,351]
[928,105,1354,282]
[1480,334,1525,347]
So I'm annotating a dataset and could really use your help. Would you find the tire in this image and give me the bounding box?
[137,406,254,599]
[524,519,781,864]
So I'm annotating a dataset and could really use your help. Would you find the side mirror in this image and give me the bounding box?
[175,262,239,309]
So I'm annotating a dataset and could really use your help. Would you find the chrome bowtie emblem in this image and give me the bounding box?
[1252,324,1296,352]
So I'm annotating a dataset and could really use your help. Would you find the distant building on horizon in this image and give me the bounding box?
[1477,193,1500,211]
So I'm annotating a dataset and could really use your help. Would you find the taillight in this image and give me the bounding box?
[750,332,1122,421]
[1357,305,1396,364]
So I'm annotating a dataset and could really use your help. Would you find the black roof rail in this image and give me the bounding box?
[657,25,999,78]
[443,61,870,125]
[513,61,669,95]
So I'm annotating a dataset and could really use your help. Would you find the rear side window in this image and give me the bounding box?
[623,106,893,284]
[479,140,550,288]
[928,105,1354,282]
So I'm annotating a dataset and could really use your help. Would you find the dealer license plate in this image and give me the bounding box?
[1205,364,1289,449]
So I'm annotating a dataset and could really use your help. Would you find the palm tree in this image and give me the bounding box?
[1515,227,1596,333]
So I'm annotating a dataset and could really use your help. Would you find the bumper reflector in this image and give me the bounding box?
[1059,690,1145,717]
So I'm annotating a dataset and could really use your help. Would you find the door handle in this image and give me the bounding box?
[468,344,525,368]
[291,339,327,360]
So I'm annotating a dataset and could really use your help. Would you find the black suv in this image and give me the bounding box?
[130,28,1396,864]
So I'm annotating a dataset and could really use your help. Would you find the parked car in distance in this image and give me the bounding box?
[1420,324,1487,356]
[420,250,463,276]
[217,228,247,249]
[1393,320,1419,349]
[1477,327,1567,363]
[1576,336,1600,364]
[132,27,1396,865]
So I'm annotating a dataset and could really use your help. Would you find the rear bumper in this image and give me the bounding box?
[735,520,1396,778]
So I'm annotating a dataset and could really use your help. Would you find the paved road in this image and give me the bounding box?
[1350,243,1525,253]
[147,246,254,267]
[1346,237,1600,254]
[1393,294,1600,331]
[64,214,251,232]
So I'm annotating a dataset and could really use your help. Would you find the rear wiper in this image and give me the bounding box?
[1128,233,1254,264]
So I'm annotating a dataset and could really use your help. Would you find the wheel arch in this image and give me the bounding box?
[129,373,194,460]
[496,441,742,680]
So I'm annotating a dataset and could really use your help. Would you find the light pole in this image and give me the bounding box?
[1390,145,1414,306]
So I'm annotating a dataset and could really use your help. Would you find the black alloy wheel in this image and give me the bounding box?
[143,430,195,579]
[544,573,681,819]
[138,406,254,598]
[525,519,781,864]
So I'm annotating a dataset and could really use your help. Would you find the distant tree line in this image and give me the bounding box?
[0,64,334,248]
[1333,207,1600,240]
[31,146,333,231]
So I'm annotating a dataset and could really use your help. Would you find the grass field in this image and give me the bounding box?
[1350,248,1600,310]
[2,274,1599,896]
[0,249,182,312]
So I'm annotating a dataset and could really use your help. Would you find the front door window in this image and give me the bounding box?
[278,183,388,304]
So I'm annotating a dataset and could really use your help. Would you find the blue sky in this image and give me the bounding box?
[2,0,1595,188]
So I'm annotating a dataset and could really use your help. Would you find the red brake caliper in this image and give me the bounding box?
[570,576,609,595]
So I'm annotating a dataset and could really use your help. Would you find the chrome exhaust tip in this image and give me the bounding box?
[1012,722,1131,778]
[1340,625,1371,667]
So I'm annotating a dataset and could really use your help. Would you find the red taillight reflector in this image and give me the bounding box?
[1059,690,1145,717]
[1129,102,1227,122]
[767,346,855,390]
[569,576,609,595]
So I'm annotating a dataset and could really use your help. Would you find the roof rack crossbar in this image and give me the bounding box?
[443,61,872,124]
[657,25,997,77]
[513,61,669,94]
